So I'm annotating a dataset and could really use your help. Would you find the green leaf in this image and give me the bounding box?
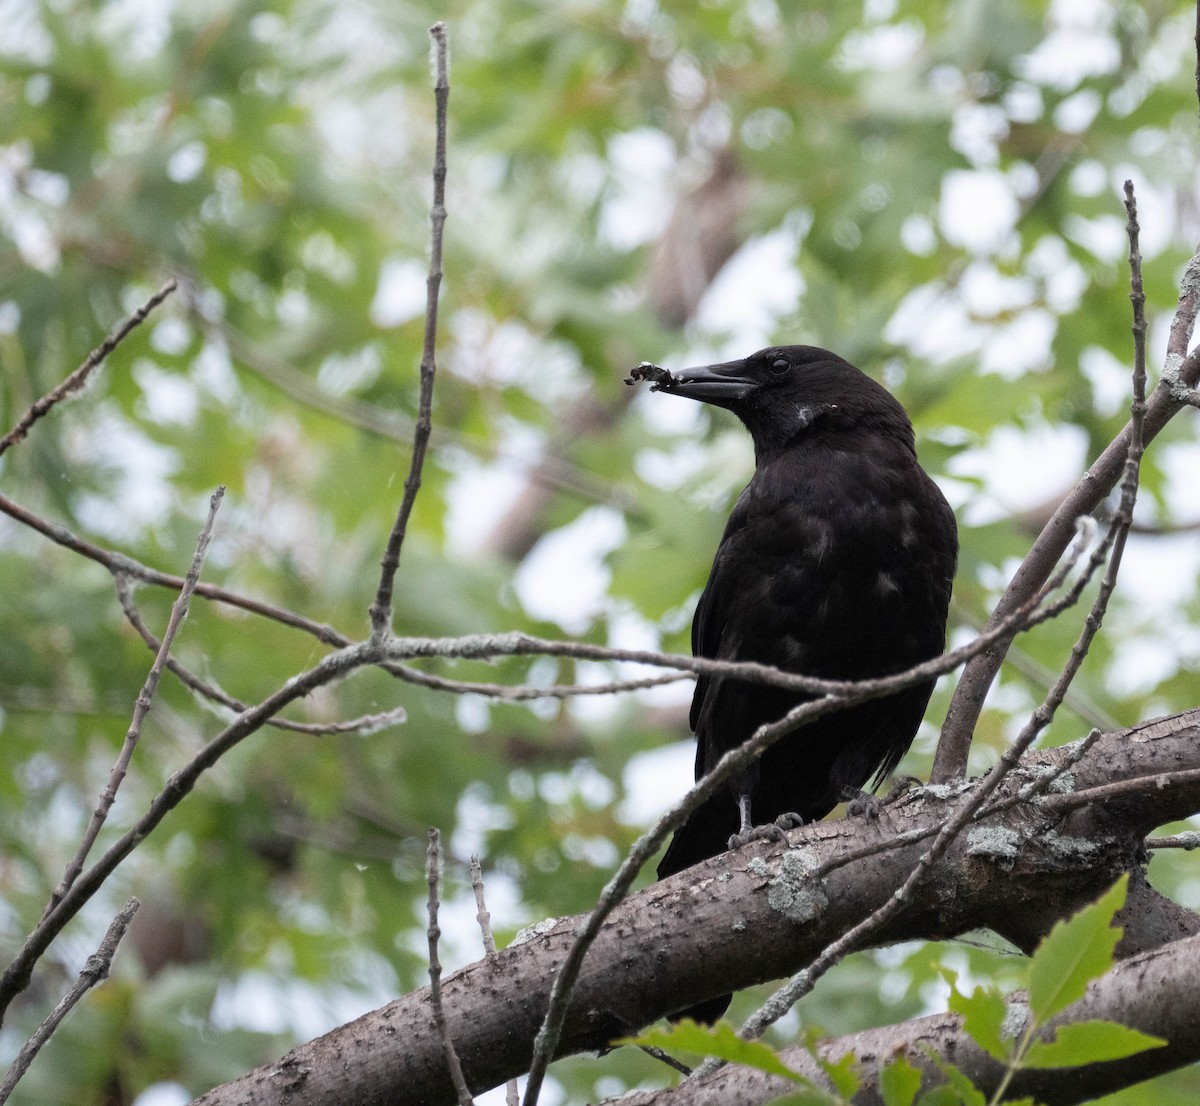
[880,1056,923,1106]
[942,970,1010,1061]
[1028,876,1128,1022]
[915,1089,967,1106]
[814,1049,861,1100]
[918,1056,987,1106]
[1023,1020,1166,1068]
[622,1020,804,1083]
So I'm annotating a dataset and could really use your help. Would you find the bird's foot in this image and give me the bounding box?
[886,775,922,802]
[727,812,805,850]
[840,787,881,819]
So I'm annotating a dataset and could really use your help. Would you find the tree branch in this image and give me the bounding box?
[44,487,225,920]
[933,234,1200,783]
[0,899,140,1104]
[188,710,1200,1106]
[370,22,449,635]
[0,279,176,458]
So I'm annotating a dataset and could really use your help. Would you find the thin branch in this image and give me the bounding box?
[0,638,381,1024]
[114,574,407,735]
[428,828,474,1106]
[470,855,499,958]
[370,23,449,636]
[933,235,1200,782]
[0,280,177,458]
[471,857,519,1106]
[385,661,688,701]
[1146,831,1200,850]
[384,551,1099,697]
[1041,765,1200,814]
[0,490,345,645]
[44,487,224,920]
[0,898,139,1104]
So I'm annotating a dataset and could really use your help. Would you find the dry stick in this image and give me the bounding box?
[383,660,688,701]
[471,857,520,1106]
[113,574,408,735]
[519,534,1096,1106]
[696,181,1152,1066]
[0,898,139,1105]
[1195,0,1200,130]
[369,22,449,637]
[382,591,1097,698]
[44,487,224,920]
[933,256,1200,783]
[0,491,345,645]
[428,829,474,1106]
[813,725,1105,887]
[469,855,499,957]
[0,280,177,458]
[0,636,379,1025]
[1146,831,1200,850]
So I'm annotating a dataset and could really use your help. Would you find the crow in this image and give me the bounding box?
[630,345,957,1023]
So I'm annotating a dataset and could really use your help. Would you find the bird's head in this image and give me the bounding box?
[655,345,914,458]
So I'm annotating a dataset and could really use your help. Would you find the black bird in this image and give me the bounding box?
[637,345,957,1022]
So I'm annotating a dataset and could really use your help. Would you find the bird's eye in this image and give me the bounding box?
[769,358,790,376]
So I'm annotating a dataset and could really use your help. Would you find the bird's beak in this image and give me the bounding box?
[661,360,754,408]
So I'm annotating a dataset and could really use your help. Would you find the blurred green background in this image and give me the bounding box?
[2,0,1200,1102]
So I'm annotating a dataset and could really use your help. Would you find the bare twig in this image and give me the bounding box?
[370,22,449,636]
[0,491,345,645]
[114,574,408,735]
[471,857,519,1106]
[0,280,176,458]
[0,637,380,1024]
[428,828,474,1106]
[0,898,139,1104]
[1147,831,1200,850]
[383,553,1100,697]
[992,182,1146,766]
[44,487,224,920]
[1042,765,1200,814]
[385,661,688,701]
[470,855,499,958]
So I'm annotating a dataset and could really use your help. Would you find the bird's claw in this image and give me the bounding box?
[886,775,922,801]
[727,812,805,850]
[841,787,881,819]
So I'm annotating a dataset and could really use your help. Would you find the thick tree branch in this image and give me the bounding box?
[616,928,1200,1106]
[189,710,1200,1106]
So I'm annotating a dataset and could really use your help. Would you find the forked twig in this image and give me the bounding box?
[0,899,140,1104]
[44,487,224,920]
